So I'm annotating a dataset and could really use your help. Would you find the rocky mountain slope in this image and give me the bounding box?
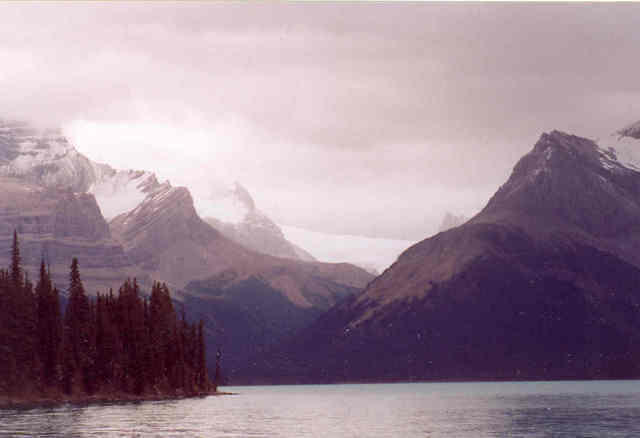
[109,181,371,298]
[0,121,142,291]
[0,119,315,263]
[242,130,640,383]
[203,182,315,262]
[108,172,372,378]
[0,176,145,293]
[0,118,373,298]
[0,118,374,378]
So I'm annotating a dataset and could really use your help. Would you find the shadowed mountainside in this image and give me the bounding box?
[238,131,640,383]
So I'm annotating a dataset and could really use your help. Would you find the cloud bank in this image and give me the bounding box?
[1,3,640,239]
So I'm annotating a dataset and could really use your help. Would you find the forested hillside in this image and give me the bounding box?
[0,232,212,403]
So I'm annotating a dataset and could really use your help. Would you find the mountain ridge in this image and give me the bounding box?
[238,129,640,383]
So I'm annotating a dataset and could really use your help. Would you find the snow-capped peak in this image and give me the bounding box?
[87,167,163,220]
[0,119,168,220]
[193,181,254,224]
[592,120,640,173]
[0,119,95,191]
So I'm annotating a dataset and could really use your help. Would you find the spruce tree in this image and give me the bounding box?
[10,230,21,289]
[62,258,92,394]
[36,259,58,387]
[5,231,39,392]
[0,234,213,398]
[0,268,13,393]
[4,232,22,393]
[196,320,208,390]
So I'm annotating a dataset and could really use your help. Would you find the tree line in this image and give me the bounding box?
[0,231,211,399]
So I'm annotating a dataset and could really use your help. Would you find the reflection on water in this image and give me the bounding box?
[2,381,640,437]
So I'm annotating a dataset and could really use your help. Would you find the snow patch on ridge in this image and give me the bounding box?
[596,133,640,173]
[194,191,250,224]
[88,169,159,220]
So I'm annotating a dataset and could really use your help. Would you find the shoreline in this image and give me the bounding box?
[0,390,235,410]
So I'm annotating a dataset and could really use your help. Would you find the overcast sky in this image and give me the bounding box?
[1,3,640,240]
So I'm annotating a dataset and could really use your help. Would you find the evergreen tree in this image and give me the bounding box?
[214,348,222,392]
[62,258,93,394]
[0,268,14,393]
[21,271,39,385]
[116,278,147,394]
[36,259,61,387]
[196,320,208,390]
[10,230,21,289]
[6,231,39,392]
[1,235,213,399]
[95,292,118,389]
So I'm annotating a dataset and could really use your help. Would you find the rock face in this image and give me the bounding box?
[0,118,375,380]
[204,183,315,262]
[110,181,372,301]
[0,120,155,292]
[0,117,379,389]
[109,178,373,378]
[1,119,311,262]
[245,131,640,384]
[0,119,371,298]
[0,120,96,192]
[0,176,131,292]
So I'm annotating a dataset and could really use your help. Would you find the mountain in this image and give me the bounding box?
[0,121,143,292]
[109,176,373,378]
[107,177,372,374]
[0,118,374,379]
[0,120,161,211]
[617,119,640,140]
[202,182,315,262]
[437,212,468,232]
[0,176,137,292]
[0,119,314,260]
[243,130,640,383]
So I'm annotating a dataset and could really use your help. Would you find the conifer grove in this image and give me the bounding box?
[0,231,211,400]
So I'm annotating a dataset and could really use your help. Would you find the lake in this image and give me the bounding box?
[2,381,640,437]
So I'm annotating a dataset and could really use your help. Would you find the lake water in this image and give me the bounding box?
[2,381,640,437]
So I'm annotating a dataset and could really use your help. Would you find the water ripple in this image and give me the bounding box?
[2,381,640,437]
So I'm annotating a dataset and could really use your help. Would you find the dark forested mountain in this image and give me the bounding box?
[241,131,640,383]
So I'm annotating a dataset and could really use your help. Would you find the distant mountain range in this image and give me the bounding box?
[240,128,640,383]
[8,116,640,385]
[0,119,374,377]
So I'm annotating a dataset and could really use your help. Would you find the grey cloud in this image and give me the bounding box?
[1,3,639,239]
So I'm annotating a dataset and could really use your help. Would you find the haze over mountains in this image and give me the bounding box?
[240,126,640,383]
[0,119,376,376]
[0,118,414,274]
[6,113,640,385]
